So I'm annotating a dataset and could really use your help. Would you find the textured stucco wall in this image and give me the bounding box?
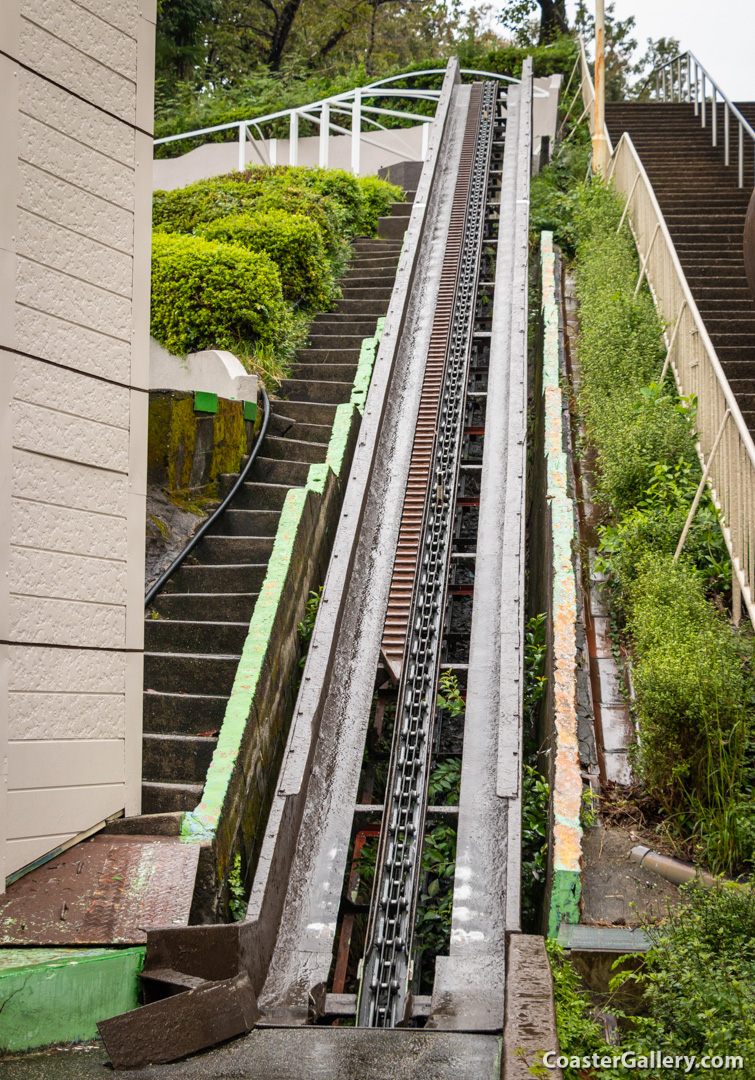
[0,0,156,887]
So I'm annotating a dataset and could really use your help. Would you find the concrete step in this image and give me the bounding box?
[389,201,411,217]
[296,347,361,365]
[210,509,281,536]
[161,562,268,593]
[151,591,257,623]
[249,455,310,485]
[216,478,290,510]
[309,318,380,337]
[294,362,358,382]
[271,419,333,444]
[267,399,338,426]
[377,216,407,240]
[144,618,249,655]
[142,781,204,815]
[193,535,275,564]
[263,434,327,464]
[143,690,229,735]
[278,378,354,405]
[346,257,401,271]
[143,732,217,785]
[306,333,373,350]
[340,287,394,301]
[144,651,241,696]
[335,299,390,316]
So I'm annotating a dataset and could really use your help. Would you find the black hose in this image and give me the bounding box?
[145,386,271,607]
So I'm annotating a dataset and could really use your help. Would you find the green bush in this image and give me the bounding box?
[627,555,752,849]
[356,175,403,233]
[150,231,287,357]
[200,210,335,309]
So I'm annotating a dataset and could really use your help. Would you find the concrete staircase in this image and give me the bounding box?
[141,235,405,814]
[606,101,755,431]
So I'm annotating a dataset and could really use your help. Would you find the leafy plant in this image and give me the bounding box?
[522,762,550,931]
[427,757,462,806]
[297,587,322,667]
[414,822,457,987]
[436,670,465,717]
[228,852,246,921]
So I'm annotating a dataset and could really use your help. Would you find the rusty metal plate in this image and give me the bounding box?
[0,835,200,945]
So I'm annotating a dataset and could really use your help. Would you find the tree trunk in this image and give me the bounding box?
[537,0,568,44]
[266,0,304,70]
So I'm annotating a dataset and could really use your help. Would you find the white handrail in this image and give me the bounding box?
[647,50,755,188]
[609,132,755,622]
[153,66,552,174]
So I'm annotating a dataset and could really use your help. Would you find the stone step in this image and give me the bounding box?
[271,419,333,444]
[216,477,290,510]
[306,333,372,350]
[151,591,257,623]
[144,618,249,655]
[143,690,229,735]
[144,651,241,696]
[295,347,361,365]
[142,732,217,785]
[334,299,391,317]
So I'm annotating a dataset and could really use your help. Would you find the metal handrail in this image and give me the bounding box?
[154,67,549,173]
[645,50,755,188]
[145,386,271,607]
[607,133,755,622]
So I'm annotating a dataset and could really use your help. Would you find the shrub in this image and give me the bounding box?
[357,175,403,233]
[626,880,755,1075]
[200,210,335,309]
[150,231,287,357]
[627,554,752,830]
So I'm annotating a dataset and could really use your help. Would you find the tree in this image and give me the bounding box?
[499,0,568,46]
[156,0,219,87]
[575,2,679,102]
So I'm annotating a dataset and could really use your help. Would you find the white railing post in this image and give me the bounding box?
[739,122,744,187]
[421,120,430,160]
[351,89,362,175]
[319,102,330,168]
[702,73,706,127]
[289,111,298,166]
[725,105,730,166]
[694,61,699,115]
[270,138,278,166]
[712,87,717,146]
[238,122,246,171]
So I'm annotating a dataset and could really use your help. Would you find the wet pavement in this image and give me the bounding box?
[2,1030,502,1080]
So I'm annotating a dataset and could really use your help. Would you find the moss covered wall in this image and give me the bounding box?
[147,391,256,495]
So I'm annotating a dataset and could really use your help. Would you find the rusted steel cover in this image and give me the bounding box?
[0,835,200,945]
[745,187,755,303]
[98,971,259,1070]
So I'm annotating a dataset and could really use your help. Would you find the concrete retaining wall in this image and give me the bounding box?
[530,233,583,938]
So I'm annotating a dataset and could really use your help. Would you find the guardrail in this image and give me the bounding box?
[646,51,755,188]
[153,68,539,174]
[577,39,755,623]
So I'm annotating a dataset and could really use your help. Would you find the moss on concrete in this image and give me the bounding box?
[147,391,249,495]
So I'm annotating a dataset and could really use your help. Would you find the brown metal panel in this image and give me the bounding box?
[0,834,199,944]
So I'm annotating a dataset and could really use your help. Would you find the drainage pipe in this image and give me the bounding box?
[630,845,717,888]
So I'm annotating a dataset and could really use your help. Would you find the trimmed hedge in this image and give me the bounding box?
[200,210,335,309]
[151,232,287,357]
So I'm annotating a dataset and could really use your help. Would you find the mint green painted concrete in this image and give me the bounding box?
[350,317,385,414]
[541,232,583,938]
[0,947,145,1053]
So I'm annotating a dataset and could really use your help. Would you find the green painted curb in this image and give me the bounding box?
[182,316,386,842]
[0,947,145,1053]
[243,399,258,421]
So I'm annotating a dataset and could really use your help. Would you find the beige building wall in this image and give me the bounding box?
[0,0,155,889]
